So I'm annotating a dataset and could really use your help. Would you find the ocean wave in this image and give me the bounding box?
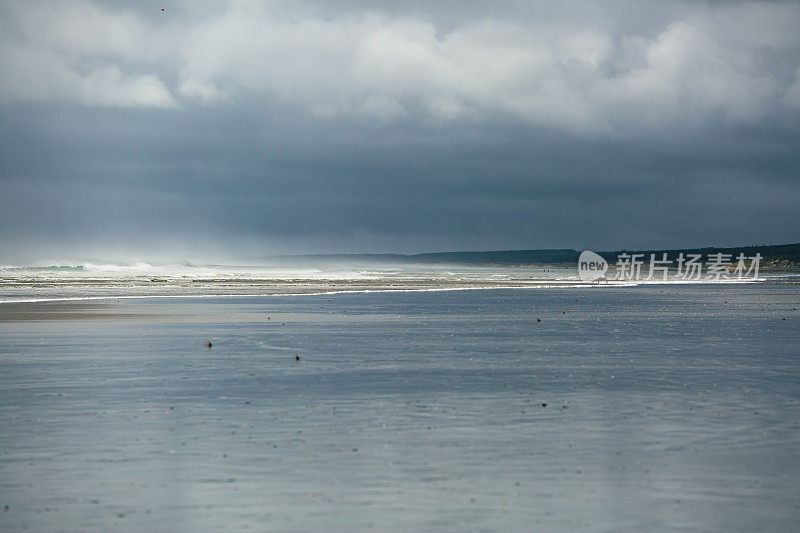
[0,276,768,304]
[0,265,86,272]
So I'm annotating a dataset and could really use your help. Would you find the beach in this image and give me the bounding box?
[3,0,799,529]
[1,281,799,532]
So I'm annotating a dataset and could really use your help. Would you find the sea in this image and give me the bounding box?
[0,263,798,532]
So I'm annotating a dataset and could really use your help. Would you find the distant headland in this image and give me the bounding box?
[266,242,800,271]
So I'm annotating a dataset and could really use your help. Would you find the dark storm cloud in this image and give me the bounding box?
[0,0,799,262]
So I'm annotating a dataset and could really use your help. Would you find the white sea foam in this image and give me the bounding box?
[0,260,769,304]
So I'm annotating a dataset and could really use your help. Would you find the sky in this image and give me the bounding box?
[1,0,799,263]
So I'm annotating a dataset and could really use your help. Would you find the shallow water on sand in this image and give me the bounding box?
[1,284,799,532]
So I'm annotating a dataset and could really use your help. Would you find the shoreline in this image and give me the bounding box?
[0,276,779,306]
[2,277,798,531]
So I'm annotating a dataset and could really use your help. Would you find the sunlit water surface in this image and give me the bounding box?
[1,277,799,532]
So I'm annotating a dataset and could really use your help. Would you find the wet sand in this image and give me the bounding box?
[1,285,799,532]
[0,302,167,321]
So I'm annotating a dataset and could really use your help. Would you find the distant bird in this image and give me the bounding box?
[161,8,165,12]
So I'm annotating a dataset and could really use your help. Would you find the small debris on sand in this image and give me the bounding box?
[295,355,300,361]
[537,318,541,322]
[541,403,547,407]
[206,341,213,348]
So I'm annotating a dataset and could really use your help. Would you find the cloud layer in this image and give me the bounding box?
[3,0,800,132]
[0,0,798,261]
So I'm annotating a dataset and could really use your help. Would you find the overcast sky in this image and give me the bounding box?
[1,0,799,263]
